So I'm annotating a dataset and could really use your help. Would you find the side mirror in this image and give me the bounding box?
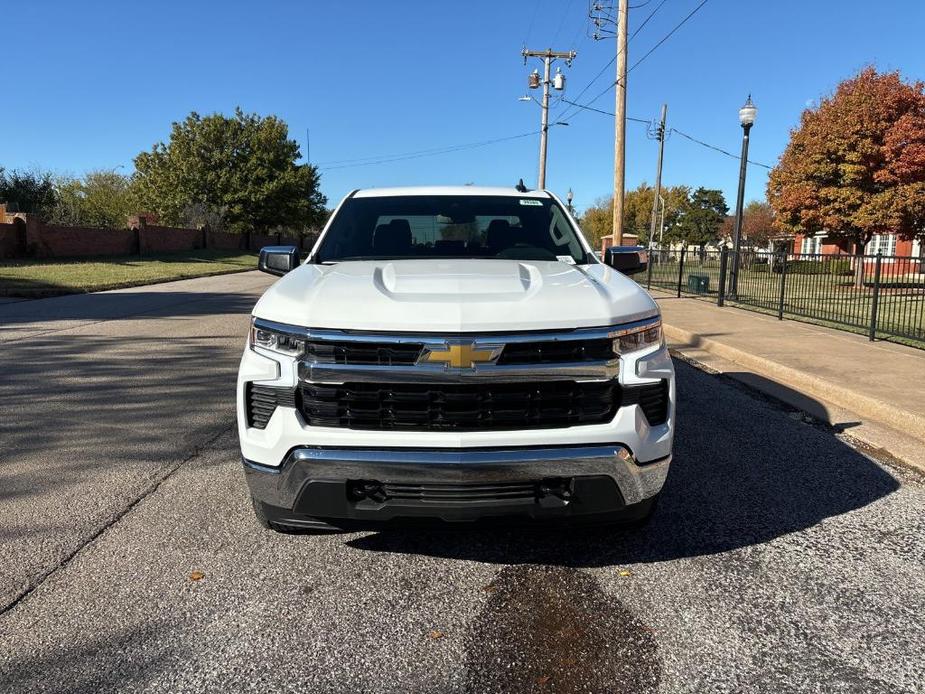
[605,245,649,275]
[258,246,300,276]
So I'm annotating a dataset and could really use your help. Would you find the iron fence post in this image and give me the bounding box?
[717,247,728,306]
[777,251,788,320]
[869,252,882,341]
[676,246,686,298]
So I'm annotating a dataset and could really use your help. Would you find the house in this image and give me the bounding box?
[786,231,923,276]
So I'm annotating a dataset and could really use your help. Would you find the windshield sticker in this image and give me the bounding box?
[557,255,576,264]
[519,199,543,206]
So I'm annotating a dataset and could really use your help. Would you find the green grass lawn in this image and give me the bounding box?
[0,250,260,298]
[644,256,925,347]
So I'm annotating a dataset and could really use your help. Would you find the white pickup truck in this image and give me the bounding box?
[237,186,674,532]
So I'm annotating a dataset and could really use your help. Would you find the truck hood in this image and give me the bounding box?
[252,259,659,332]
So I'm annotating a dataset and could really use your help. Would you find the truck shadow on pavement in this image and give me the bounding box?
[346,361,902,568]
[0,290,262,335]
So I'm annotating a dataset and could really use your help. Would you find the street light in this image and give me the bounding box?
[730,94,757,298]
[566,188,574,215]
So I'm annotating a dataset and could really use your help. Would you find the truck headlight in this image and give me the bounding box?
[249,319,305,357]
[613,320,662,355]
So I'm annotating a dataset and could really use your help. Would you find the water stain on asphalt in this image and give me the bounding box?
[465,565,660,693]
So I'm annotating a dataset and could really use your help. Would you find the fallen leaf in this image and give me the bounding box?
[428,629,444,640]
[482,584,496,593]
[618,569,632,577]
[189,570,206,581]
[536,674,551,686]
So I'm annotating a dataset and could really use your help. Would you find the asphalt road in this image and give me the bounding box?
[1,272,924,693]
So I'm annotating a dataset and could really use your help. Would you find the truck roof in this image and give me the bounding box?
[352,186,553,198]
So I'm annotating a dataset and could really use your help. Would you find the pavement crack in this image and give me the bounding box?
[0,422,236,618]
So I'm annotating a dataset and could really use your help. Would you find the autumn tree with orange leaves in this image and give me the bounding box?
[768,68,925,282]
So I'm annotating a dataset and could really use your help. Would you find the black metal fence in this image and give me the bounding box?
[644,247,925,348]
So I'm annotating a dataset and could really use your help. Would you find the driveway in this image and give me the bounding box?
[1,273,923,693]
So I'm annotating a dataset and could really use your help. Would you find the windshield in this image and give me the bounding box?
[313,194,592,264]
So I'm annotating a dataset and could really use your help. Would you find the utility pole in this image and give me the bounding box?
[648,104,667,248]
[522,48,576,189]
[612,0,629,246]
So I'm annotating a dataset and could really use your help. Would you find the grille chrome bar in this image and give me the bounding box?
[253,316,660,344]
[298,360,619,383]
[253,316,661,384]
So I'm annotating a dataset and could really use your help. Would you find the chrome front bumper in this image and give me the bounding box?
[244,444,671,524]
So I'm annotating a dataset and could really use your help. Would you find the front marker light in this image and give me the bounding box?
[613,321,663,355]
[249,319,305,357]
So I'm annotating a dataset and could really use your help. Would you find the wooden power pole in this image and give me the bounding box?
[612,0,629,246]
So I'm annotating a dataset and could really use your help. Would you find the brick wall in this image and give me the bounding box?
[0,222,23,259]
[138,225,203,254]
[0,214,322,260]
[27,220,137,258]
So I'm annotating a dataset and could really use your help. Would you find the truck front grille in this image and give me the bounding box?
[301,335,614,367]
[496,337,613,364]
[305,340,422,366]
[298,380,619,431]
[246,379,669,431]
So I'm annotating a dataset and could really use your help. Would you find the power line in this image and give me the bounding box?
[557,96,774,169]
[560,99,650,123]
[627,0,709,75]
[551,0,577,46]
[524,0,543,47]
[562,0,710,118]
[671,127,773,169]
[557,0,669,121]
[316,130,551,171]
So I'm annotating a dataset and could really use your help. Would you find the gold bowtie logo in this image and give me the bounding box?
[422,343,501,369]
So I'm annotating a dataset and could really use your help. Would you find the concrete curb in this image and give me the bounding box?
[663,322,925,446]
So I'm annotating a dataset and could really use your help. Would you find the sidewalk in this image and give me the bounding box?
[654,292,925,472]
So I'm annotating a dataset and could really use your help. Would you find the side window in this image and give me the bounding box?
[548,205,584,260]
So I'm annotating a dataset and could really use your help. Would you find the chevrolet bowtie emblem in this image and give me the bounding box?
[421,343,503,369]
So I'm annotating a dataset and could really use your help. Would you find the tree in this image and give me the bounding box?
[768,68,925,283]
[578,184,690,248]
[0,168,57,217]
[669,187,728,249]
[577,196,613,250]
[132,108,327,233]
[49,170,135,228]
[719,200,776,249]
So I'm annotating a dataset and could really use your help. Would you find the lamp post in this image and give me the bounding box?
[566,188,574,215]
[730,95,757,298]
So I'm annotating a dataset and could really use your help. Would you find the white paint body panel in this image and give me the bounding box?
[237,187,674,490]
[252,259,658,333]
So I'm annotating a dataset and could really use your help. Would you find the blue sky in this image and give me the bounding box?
[2,1,924,213]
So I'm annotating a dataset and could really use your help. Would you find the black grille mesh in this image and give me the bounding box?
[496,338,614,365]
[299,381,618,431]
[246,379,668,431]
[305,341,422,366]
